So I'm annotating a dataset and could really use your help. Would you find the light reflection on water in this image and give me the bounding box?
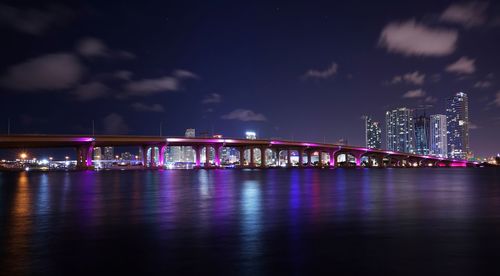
[0,168,499,275]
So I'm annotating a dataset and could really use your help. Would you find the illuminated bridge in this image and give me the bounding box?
[0,135,477,169]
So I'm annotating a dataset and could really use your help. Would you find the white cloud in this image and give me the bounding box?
[0,53,84,91]
[71,82,109,101]
[113,70,133,80]
[125,76,179,95]
[474,80,491,88]
[76,37,135,59]
[103,113,129,134]
[0,4,73,35]
[469,122,480,129]
[173,69,199,79]
[424,96,438,103]
[391,71,425,85]
[403,89,426,98]
[495,91,500,107]
[131,102,165,112]
[440,2,488,28]
[302,62,338,79]
[124,70,198,96]
[446,56,476,74]
[202,93,222,104]
[221,109,267,121]
[378,20,458,56]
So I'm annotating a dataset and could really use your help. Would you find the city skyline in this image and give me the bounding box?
[0,1,499,158]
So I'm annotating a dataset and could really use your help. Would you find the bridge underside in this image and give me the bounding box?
[0,135,475,169]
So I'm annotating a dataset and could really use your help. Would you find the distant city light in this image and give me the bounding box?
[20,153,27,159]
[245,131,256,140]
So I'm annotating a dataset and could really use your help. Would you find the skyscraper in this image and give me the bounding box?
[429,114,448,158]
[446,92,469,160]
[386,108,415,153]
[414,115,430,155]
[103,147,114,160]
[183,128,196,162]
[364,116,382,149]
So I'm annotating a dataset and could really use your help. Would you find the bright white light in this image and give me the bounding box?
[40,159,49,165]
[245,131,256,140]
[25,167,30,171]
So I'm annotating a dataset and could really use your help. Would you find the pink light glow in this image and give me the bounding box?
[450,162,467,167]
[74,137,94,142]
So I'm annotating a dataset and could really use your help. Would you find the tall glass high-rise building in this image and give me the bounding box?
[446,92,469,160]
[183,128,196,162]
[429,114,448,158]
[414,115,430,155]
[385,108,415,153]
[364,116,381,149]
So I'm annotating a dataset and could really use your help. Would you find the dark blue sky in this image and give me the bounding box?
[0,0,499,157]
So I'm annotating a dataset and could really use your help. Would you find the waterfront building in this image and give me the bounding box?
[103,147,114,161]
[93,147,102,160]
[446,92,470,160]
[183,128,196,162]
[429,114,448,158]
[364,116,382,149]
[386,107,416,154]
[414,115,430,155]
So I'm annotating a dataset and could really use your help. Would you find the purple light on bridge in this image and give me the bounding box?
[73,137,94,142]
[450,162,467,167]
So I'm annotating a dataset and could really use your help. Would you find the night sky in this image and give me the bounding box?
[1,0,499,157]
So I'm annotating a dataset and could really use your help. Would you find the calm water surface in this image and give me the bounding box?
[1,168,500,275]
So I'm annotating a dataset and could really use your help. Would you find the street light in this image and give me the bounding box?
[20,153,27,160]
[65,156,69,160]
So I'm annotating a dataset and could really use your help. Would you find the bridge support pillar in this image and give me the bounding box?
[318,151,323,167]
[260,147,267,168]
[141,145,148,167]
[298,149,304,167]
[214,145,221,167]
[250,147,255,167]
[205,146,211,167]
[238,147,245,167]
[307,150,312,166]
[159,144,167,168]
[286,149,292,167]
[194,146,201,167]
[329,150,335,167]
[76,143,94,169]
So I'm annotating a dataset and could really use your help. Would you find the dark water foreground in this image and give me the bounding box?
[1,168,499,275]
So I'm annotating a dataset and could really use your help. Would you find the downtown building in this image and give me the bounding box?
[446,92,470,160]
[364,116,382,149]
[429,114,448,158]
[414,115,430,155]
[385,108,416,154]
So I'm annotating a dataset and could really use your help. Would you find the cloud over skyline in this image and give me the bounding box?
[446,56,476,74]
[221,109,267,121]
[131,102,165,112]
[440,2,488,28]
[0,53,84,91]
[403,89,426,98]
[391,71,426,85]
[378,20,458,56]
[302,62,338,79]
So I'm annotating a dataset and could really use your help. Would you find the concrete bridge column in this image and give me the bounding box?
[318,151,323,167]
[159,144,167,167]
[286,149,292,167]
[194,146,201,167]
[141,145,148,167]
[239,147,245,166]
[306,150,312,166]
[214,145,221,167]
[298,148,304,167]
[260,147,267,168]
[205,146,211,167]
[250,147,255,167]
[150,147,156,167]
[85,143,94,167]
[353,152,364,167]
[329,149,339,167]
